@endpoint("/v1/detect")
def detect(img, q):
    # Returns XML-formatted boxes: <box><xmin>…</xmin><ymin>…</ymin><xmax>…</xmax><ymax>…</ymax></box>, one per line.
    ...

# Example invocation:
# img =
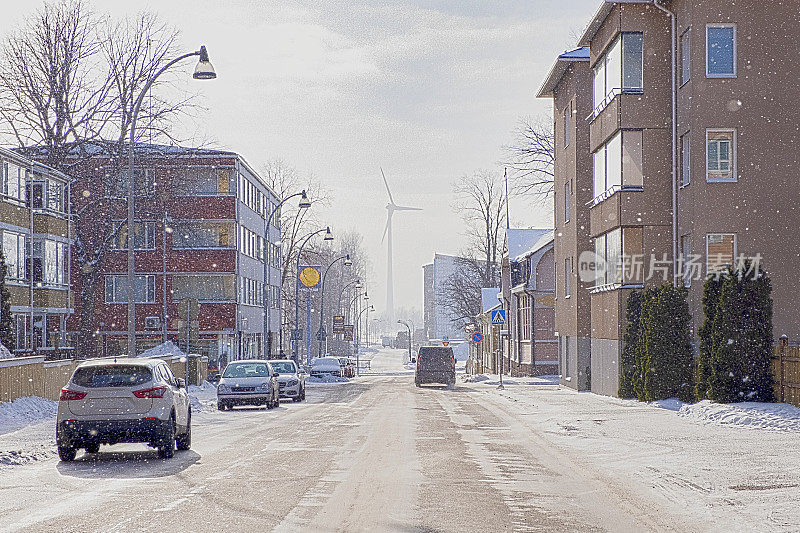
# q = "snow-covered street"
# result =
<box><xmin>2</xmin><ymin>347</ymin><xmax>800</xmax><ymax>532</ymax></box>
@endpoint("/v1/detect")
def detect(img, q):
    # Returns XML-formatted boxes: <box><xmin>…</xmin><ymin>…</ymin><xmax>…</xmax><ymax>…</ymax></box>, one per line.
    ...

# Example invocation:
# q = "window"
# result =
<box><xmin>172</xmin><ymin>274</ymin><xmax>235</xmax><ymax>302</ymax></box>
<box><xmin>592</xmin><ymin>130</ymin><xmax>643</xmax><ymax>201</ymax></box>
<box><xmin>680</xmin><ymin>132</ymin><xmax>691</xmax><ymax>186</ymax></box>
<box><xmin>593</xmin><ymin>227</ymin><xmax>643</xmax><ymax>287</ymax></box>
<box><xmin>26</xmin><ymin>180</ymin><xmax>44</xmax><ymax>209</ymax></box>
<box><xmin>518</xmin><ymin>295</ymin><xmax>531</xmax><ymax>341</ymax></box>
<box><xmin>680</xmin><ymin>28</ymin><xmax>691</xmax><ymax>85</ymax></box>
<box><xmin>105</xmin><ymin>275</ymin><xmax>156</xmax><ymax>303</ymax></box>
<box><xmin>239</xmin><ymin>226</ymin><xmax>264</xmax><ymax>260</ymax></box>
<box><xmin>113</xmin><ymin>221</ymin><xmax>156</xmax><ymax>250</ymax></box>
<box><xmin>174</xmin><ymin>168</ymin><xmax>233</xmax><ymax>196</ymax></box>
<box><xmin>593</xmin><ymin>32</ymin><xmax>643</xmax><ymax>116</ymax></box>
<box><xmin>706</xmin><ymin>24</ymin><xmax>736</xmax><ymax>77</ymax></box>
<box><xmin>706</xmin><ymin>234</ymin><xmax>736</xmax><ymax>275</ymax></box>
<box><xmin>43</xmin><ymin>240</ymin><xmax>66</xmax><ymax>285</ymax></box>
<box><xmin>2</xmin><ymin>162</ymin><xmax>26</xmax><ymax>203</ymax></box>
<box><xmin>47</xmin><ymin>180</ymin><xmax>65</xmax><ymax>213</ymax></box>
<box><xmin>2</xmin><ymin>231</ymin><xmax>26</xmax><ymax>281</ymax></box>
<box><xmin>706</xmin><ymin>129</ymin><xmax>736</xmax><ymax>181</ymax></box>
<box><xmin>680</xmin><ymin>235</ymin><xmax>692</xmax><ymax>287</ymax></box>
<box><xmin>239</xmin><ymin>277</ymin><xmax>264</xmax><ymax>307</ymax></box>
<box><xmin>172</xmin><ymin>221</ymin><xmax>234</xmax><ymax>249</ymax></box>
<box><xmin>564</xmin><ymin>258</ymin><xmax>572</xmax><ymax>298</ymax></box>
<box><xmin>563</xmin><ymin>106</ymin><xmax>570</xmax><ymax>147</ymax></box>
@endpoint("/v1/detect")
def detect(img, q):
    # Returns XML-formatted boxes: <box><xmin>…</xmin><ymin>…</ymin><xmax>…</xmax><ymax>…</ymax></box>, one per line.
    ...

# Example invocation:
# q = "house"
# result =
<box><xmin>0</xmin><ymin>147</ymin><xmax>73</xmax><ymax>355</ymax></box>
<box><xmin>539</xmin><ymin>0</ymin><xmax>800</xmax><ymax>395</ymax></box>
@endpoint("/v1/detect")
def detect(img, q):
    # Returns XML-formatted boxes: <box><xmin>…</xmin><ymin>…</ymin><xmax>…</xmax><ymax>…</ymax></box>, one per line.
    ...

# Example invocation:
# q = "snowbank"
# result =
<box><xmin>0</xmin><ymin>343</ymin><xmax>14</xmax><ymax>360</ymax></box>
<box><xmin>137</xmin><ymin>341</ymin><xmax>186</xmax><ymax>358</ymax></box>
<box><xmin>188</xmin><ymin>381</ymin><xmax>218</xmax><ymax>412</ymax></box>
<box><xmin>0</xmin><ymin>396</ymin><xmax>57</xmax><ymax>436</ymax></box>
<box><xmin>464</xmin><ymin>374</ymin><xmax>490</xmax><ymax>383</ymax></box>
<box><xmin>672</xmin><ymin>400</ymin><xmax>800</xmax><ymax>432</ymax></box>
<box><xmin>306</xmin><ymin>375</ymin><xmax>349</xmax><ymax>384</ymax></box>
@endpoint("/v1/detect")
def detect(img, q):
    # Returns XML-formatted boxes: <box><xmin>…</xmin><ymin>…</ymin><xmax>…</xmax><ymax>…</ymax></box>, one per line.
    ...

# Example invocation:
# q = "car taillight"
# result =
<box><xmin>133</xmin><ymin>386</ymin><xmax>167</xmax><ymax>399</ymax></box>
<box><xmin>60</xmin><ymin>389</ymin><xmax>87</xmax><ymax>401</ymax></box>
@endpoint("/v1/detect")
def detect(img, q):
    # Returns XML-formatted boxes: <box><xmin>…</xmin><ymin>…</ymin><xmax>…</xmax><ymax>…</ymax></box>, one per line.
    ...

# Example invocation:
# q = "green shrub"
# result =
<box><xmin>619</xmin><ymin>290</ymin><xmax>641</xmax><ymax>399</ymax></box>
<box><xmin>696</xmin><ymin>276</ymin><xmax>723</xmax><ymax>400</ymax></box>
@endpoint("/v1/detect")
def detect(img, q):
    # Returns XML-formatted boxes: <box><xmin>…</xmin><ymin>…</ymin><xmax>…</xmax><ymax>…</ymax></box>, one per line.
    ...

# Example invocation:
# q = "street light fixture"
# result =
<box><xmin>263</xmin><ymin>190</ymin><xmax>311</xmax><ymax>358</ymax></box>
<box><xmin>127</xmin><ymin>45</ymin><xmax>216</xmax><ymax>357</ymax></box>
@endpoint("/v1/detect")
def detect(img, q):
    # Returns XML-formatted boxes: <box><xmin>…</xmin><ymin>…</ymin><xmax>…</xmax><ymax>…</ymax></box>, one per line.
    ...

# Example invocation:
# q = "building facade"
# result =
<box><xmin>65</xmin><ymin>144</ymin><xmax>281</xmax><ymax>362</ymax></box>
<box><xmin>0</xmin><ymin>147</ymin><xmax>73</xmax><ymax>356</ymax></box>
<box><xmin>540</xmin><ymin>0</ymin><xmax>800</xmax><ymax>396</ymax></box>
<box><xmin>422</xmin><ymin>254</ymin><xmax>469</xmax><ymax>342</ymax></box>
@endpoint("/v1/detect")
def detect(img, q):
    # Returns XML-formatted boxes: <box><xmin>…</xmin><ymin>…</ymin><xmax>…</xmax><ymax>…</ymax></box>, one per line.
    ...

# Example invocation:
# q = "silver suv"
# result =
<box><xmin>268</xmin><ymin>359</ymin><xmax>306</xmax><ymax>402</ymax></box>
<box><xmin>56</xmin><ymin>358</ymin><xmax>191</xmax><ymax>461</ymax></box>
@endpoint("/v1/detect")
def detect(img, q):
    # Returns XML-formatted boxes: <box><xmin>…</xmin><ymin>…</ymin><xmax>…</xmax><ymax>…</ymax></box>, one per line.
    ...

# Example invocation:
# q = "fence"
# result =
<box><xmin>0</xmin><ymin>355</ymin><xmax>207</xmax><ymax>405</ymax></box>
<box><xmin>771</xmin><ymin>341</ymin><xmax>800</xmax><ymax>408</ymax></box>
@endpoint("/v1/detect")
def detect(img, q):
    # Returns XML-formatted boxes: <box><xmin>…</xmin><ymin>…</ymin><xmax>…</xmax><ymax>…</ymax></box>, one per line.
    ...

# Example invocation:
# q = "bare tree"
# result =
<box><xmin>503</xmin><ymin>116</ymin><xmax>555</xmax><ymax>198</ymax></box>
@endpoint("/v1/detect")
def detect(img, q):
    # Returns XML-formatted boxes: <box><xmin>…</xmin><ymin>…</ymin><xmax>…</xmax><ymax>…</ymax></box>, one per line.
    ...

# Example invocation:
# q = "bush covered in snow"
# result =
<box><xmin>705</xmin><ymin>262</ymin><xmax>774</xmax><ymax>403</ymax></box>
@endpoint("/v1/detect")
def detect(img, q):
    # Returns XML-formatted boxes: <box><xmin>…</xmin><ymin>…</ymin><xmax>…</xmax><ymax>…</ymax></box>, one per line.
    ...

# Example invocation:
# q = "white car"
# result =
<box><xmin>310</xmin><ymin>356</ymin><xmax>343</xmax><ymax>378</ymax></box>
<box><xmin>56</xmin><ymin>358</ymin><xmax>191</xmax><ymax>461</ymax></box>
<box><xmin>268</xmin><ymin>359</ymin><xmax>306</xmax><ymax>402</ymax></box>
<box><xmin>216</xmin><ymin>360</ymin><xmax>280</xmax><ymax>410</ymax></box>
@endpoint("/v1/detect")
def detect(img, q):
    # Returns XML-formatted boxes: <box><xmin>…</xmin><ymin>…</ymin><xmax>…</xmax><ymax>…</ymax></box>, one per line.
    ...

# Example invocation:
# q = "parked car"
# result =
<box><xmin>217</xmin><ymin>360</ymin><xmax>280</xmax><ymax>410</ymax></box>
<box><xmin>269</xmin><ymin>359</ymin><xmax>306</xmax><ymax>402</ymax></box>
<box><xmin>56</xmin><ymin>358</ymin><xmax>191</xmax><ymax>461</ymax></box>
<box><xmin>310</xmin><ymin>356</ymin><xmax>343</xmax><ymax>378</ymax></box>
<box><xmin>337</xmin><ymin>357</ymin><xmax>355</xmax><ymax>378</ymax></box>
<box><xmin>415</xmin><ymin>346</ymin><xmax>455</xmax><ymax>388</ymax></box>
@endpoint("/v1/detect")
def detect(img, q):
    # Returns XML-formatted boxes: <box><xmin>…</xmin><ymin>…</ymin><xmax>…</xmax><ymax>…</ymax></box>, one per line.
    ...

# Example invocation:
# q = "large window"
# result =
<box><xmin>105</xmin><ymin>275</ymin><xmax>156</xmax><ymax>303</ymax></box>
<box><xmin>239</xmin><ymin>277</ymin><xmax>264</xmax><ymax>307</ymax></box>
<box><xmin>706</xmin><ymin>234</ymin><xmax>736</xmax><ymax>275</ymax></box>
<box><xmin>518</xmin><ymin>294</ymin><xmax>531</xmax><ymax>341</ymax></box>
<box><xmin>239</xmin><ymin>225</ymin><xmax>263</xmax><ymax>260</ymax></box>
<box><xmin>172</xmin><ymin>221</ymin><xmax>234</xmax><ymax>249</ymax></box>
<box><xmin>592</xmin><ymin>130</ymin><xmax>643</xmax><ymax>202</ymax></box>
<box><xmin>2</xmin><ymin>231</ymin><xmax>26</xmax><ymax>281</ymax></box>
<box><xmin>2</xmin><ymin>162</ymin><xmax>26</xmax><ymax>203</ymax></box>
<box><xmin>29</xmin><ymin>240</ymin><xmax>67</xmax><ymax>286</ymax></box>
<box><xmin>680</xmin><ymin>28</ymin><xmax>691</xmax><ymax>85</ymax></box>
<box><xmin>706</xmin><ymin>129</ymin><xmax>736</xmax><ymax>181</ymax></box>
<box><xmin>172</xmin><ymin>274</ymin><xmax>235</xmax><ymax>302</ymax></box>
<box><xmin>593</xmin><ymin>32</ymin><xmax>643</xmax><ymax>116</ymax></box>
<box><xmin>680</xmin><ymin>132</ymin><xmax>691</xmax><ymax>186</ymax></box>
<box><xmin>174</xmin><ymin>168</ymin><xmax>233</xmax><ymax>196</ymax></box>
<box><xmin>593</xmin><ymin>227</ymin><xmax>643</xmax><ymax>288</ymax></box>
<box><xmin>113</xmin><ymin>221</ymin><xmax>156</xmax><ymax>250</ymax></box>
<box><xmin>706</xmin><ymin>24</ymin><xmax>736</xmax><ymax>78</ymax></box>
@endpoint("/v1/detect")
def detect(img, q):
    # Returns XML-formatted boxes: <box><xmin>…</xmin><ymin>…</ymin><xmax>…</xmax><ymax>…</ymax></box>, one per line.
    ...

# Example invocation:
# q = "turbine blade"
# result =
<box><xmin>393</xmin><ymin>205</ymin><xmax>422</xmax><ymax>211</ymax></box>
<box><xmin>381</xmin><ymin>214</ymin><xmax>390</xmax><ymax>243</ymax></box>
<box><xmin>380</xmin><ymin>167</ymin><xmax>396</xmax><ymax>205</ymax></box>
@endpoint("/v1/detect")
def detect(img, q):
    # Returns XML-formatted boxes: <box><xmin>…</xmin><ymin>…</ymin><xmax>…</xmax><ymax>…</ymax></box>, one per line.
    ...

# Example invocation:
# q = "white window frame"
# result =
<box><xmin>564</xmin><ymin>181</ymin><xmax>570</xmax><ymax>223</ymax></box>
<box><xmin>705</xmin><ymin>129</ymin><xmax>737</xmax><ymax>182</ymax></box>
<box><xmin>706</xmin><ymin>24</ymin><xmax>737</xmax><ymax>78</ymax></box>
<box><xmin>705</xmin><ymin>233</ymin><xmax>737</xmax><ymax>275</ymax></box>
<box><xmin>564</xmin><ymin>257</ymin><xmax>571</xmax><ymax>298</ymax></box>
<box><xmin>564</xmin><ymin>106</ymin><xmax>570</xmax><ymax>147</ymax></box>
<box><xmin>680</xmin><ymin>27</ymin><xmax>691</xmax><ymax>86</ymax></box>
<box><xmin>105</xmin><ymin>274</ymin><xmax>156</xmax><ymax>304</ymax></box>
<box><xmin>680</xmin><ymin>131</ymin><xmax>691</xmax><ymax>187</ymax></box>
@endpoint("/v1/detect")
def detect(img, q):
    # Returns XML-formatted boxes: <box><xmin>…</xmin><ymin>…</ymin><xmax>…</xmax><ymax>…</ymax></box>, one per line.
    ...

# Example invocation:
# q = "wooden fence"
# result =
<box><xmin>771</xmin><ymin>343</ymin><xmax>800</xmax><ymax>408</ymax></box>
<box><xmin>0</xmin><ymin>355</ymin><xmax>207</xmax><ymax>404</ymax></box>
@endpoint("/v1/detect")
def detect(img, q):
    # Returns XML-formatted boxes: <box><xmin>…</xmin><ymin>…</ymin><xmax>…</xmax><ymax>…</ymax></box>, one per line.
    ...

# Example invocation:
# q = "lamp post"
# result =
<box><xmin>337</xmin><ymin>278</ymin><xmax>361</xmax><ymax>315</ymax></box>
<box><xmin>126</xmin><ymin>46</ymin><xmax>216</xmax><ymax>357</ymax></box>
<box><xmin>398</xmin><ymin>319</ymin><xmax>411</xmax><ymax>364</ymax></box>
<box><xmin>356</xmin><ymin>304</ymin><xmax>374</xmax><ymax>374</ymax></box>
<box><xmin>263</xmin><ymin>191</ymin><xmax>310</xmax><ymax>358</ymax></box>
<box><xmin>318</xmin><ymin>254</ymin><xmax>352</xmax><ymax>357</ymax></box>
<box><xmin>294</xmin><ymin>227</ymin><xmax>333</xmax><ymax>364</ymax></box>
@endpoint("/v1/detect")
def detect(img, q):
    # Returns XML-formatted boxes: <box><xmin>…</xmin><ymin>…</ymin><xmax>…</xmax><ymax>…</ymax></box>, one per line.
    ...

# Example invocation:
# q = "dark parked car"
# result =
<box><xmin>414</xmin><ymin>346</ymin><xmax>455</xmax><ymax>388</ymax></box>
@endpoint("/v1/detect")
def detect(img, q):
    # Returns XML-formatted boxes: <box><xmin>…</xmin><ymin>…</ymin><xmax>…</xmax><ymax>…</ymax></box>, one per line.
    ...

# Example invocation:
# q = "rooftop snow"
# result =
<box><xmin>507</xmin><ymin>228</ymin><xmax>554</xmax><ymax>262</ymax></box>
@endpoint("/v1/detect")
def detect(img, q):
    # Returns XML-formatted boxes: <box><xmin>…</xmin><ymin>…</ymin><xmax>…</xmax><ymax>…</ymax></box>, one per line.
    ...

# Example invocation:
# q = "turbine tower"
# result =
<box><xmin>381</xmin><ymin>168</ymin><xmax>421</xmax><ymax>327</ymax></box>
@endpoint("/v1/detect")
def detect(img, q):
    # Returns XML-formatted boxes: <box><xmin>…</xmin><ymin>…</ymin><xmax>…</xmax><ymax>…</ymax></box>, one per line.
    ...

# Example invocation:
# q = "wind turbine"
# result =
<box><xmin>381</xmin><ymin>168</ymin><xmax>421</xmax><ymax>327</ymax></box>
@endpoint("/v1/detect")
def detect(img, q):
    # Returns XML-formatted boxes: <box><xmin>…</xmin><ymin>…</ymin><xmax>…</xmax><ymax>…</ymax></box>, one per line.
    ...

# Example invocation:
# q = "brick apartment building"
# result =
<box><xmin>63</xmin><ymin>143</ymin><xmax>281</xmax><ymax>362</ymax></box>
<box><xmin>0</xmin><ymin>147</ymin><xmax>73</xmax><ymax>355</ymax></box>
<box><xmin>539</xmin><ymin>0</ymin><xmax>800</xmax><ymax>395</ymax></box>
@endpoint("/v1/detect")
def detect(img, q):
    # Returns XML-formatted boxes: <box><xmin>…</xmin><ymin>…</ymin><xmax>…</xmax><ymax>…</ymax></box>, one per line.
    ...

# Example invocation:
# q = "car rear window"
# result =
<box><xmin>72</xmin><ymin>365</ymin><xmax>153</xmax><ymax>388</ymax></box>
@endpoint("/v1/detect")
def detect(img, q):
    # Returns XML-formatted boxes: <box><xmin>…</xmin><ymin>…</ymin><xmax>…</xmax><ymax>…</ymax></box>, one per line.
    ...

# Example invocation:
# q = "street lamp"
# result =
<box><xmin>337</xmin><ymin>278</ymin><xmax>361</xmax><ymax>314</ymax></box>
<box><xmin>127</xmin><ymin>46</ymin><xmax>216</xmax><ymax>357</ymax></box>
<box><xmin>263</xmin><ymin>190</ymin><xmax>311</xmax><ymax>358</ymax></box>
<box><xmin>398</xmin><ymin>320</ymin><xmax>412</xmax><ymax>364</ymax></box>
<box><xmin>317</xmin><ymin>254</ymin><xmax>351</xmax><ymax>357</ymax></box>
<box><xmin>355</xmin><ymin>304</ymin><xmax>374</xmax><ymax>375</ymax></box>
<box><xmin>294</xmin><ymin>227</ymin><xmax>333</xmax><ymax>364</ymax></box>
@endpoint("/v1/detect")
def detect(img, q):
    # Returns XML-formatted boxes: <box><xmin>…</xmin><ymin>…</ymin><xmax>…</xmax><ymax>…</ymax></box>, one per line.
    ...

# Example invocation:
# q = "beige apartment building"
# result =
<box><xmin>540</xmin><ymin>1</ymin><xmax>800</xmax><ymax>395</ymax></box>
<box><xmin>0</xmin><ymin>147</ymin><xmax>73</xmax><ymax>355</ymax></box>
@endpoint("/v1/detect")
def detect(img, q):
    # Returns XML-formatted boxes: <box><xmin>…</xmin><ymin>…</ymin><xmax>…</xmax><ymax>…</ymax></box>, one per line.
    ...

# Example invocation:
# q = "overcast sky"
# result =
<box><xmin>1</xmin><ymin>0</ymin><xmax>599</xmax><ymax>316</ymax></box>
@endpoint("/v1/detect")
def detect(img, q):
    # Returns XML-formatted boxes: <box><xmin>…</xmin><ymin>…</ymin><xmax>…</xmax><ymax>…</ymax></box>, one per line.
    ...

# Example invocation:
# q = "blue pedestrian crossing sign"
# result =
<box><xmin>490</xmin><ymin>309</ymin><xmax>506</xmax><ymax>326</ymax></box>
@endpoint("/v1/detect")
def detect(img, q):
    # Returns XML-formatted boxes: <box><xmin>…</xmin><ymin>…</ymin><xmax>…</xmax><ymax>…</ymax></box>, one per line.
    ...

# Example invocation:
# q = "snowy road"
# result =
<box><xmin>2</xmin><ymin>348</ymin><xmax>800</xmax><ymax>532</ymax></box>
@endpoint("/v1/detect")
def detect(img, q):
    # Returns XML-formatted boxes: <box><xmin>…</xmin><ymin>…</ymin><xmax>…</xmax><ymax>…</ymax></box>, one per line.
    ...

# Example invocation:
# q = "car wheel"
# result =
<box><xmin>301</xmin><ymin>387</ymin><xmax>306</xmax><ymax>401</ymax></box>
<box><xmin>176</xmin><ymin>412</ymin><xmax>191</xmax><ymax>451</ymax></box>
<box><xmin>265</xmin><ymin>397</ymin><xmax>273</xmax><ymax>409</ymax></box>
<box><xmin>415</xmin><ymin>380</ymin><xmax>421</xmax><ymax>388</ymax></box>
<box><xmin>85</xmin><ymin>443</ymin><xmax>100</xmax><ymax>454</ymax></box>
<box><xmin>58</xmin><ymin>443</ymin><xmax>77</xmax><ymax>462</ymax></box>
<box><xmin>158</xmin><ymin>416</ymin><xmax>176</xmax><ymax>459</ymax></box>
<box><xmin>275</xmin><ymin>394</ymin><xmax>280</xmax><ymax>407</ymax></box>
<box><xmin>217</xmin><ymin>402</ymin><xmax>226</xmax><ymax>411</ymax></box>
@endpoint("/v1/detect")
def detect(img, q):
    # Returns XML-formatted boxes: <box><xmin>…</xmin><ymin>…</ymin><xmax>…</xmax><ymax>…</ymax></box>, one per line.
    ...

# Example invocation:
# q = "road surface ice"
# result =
<box><xmin>1</xmin><ymin>348</ymin><xmax>800</xmax><ymax>532</ymax></box>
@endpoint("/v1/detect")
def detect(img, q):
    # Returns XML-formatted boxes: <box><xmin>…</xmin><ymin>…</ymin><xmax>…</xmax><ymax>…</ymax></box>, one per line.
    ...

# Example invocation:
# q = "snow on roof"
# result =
<box><xmin>481</xmin><ymin>288</ymin><xmax>501</xmax><ymax>313</ymax></box>
<box><xmin>137</xmin><ymin>341</ymin><xmax>186</xmax><ymax>359</ymax></box>
<box><xmin>0</xmin><ymin>343</ymin><xmax>13</xmax><ymax>360</ymax></box>
<box><xmin>536</xmin><ymin>46</ymin><xmax>590</xmax><ymax>98</ymax></box>
<box><xmin>507</xmin><ymin>228</ymin><xmax>554</xmax><ymax>262</ymax></box>
<box><xmin>17</xmin><ymin>141</ymin><xmax>237</xmax><ymax>159</ymax></box>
